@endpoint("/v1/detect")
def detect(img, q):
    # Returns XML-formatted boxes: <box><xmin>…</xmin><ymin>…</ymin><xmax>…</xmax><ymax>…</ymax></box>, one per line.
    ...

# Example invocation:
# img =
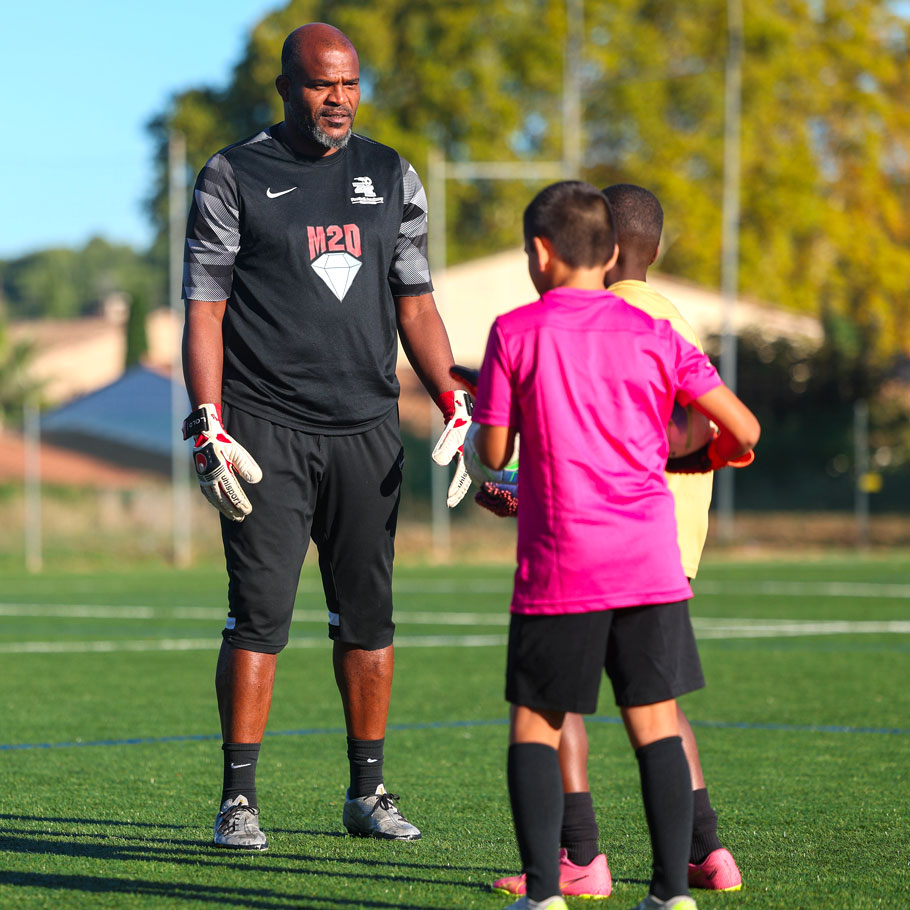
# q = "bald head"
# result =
<box><xmin>275</xmin><ymin>23</ymin><xmax>361</xmax><ymax>155</ymax></box>
<box><xmin>281</xmin><ymin>23</ymin><xmax>358</xmax><ymax>81</ymax></box>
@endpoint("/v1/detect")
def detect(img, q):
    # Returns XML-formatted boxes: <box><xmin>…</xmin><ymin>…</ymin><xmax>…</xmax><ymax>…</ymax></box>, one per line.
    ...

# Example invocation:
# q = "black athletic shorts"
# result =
<box><xmin>505</xmin><ymin>601</ymin><xmax>704</xmax><ymax>713</ymax></box>
<box><xmin>219</xmin><ymin>403</ymin><xmax>403</xmax><ymax>654</ymax></box>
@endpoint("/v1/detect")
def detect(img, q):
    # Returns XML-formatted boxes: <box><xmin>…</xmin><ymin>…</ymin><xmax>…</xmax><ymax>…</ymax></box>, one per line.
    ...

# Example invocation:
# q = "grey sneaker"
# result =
<box><xmin>213</xmin><ymin>795</ymin><xmax>268</xmax><ymax>850</ymax></box>
<box><xmin>631</xmin><ymin>896</ymin><xmax>697</xmax><ymax>910</ymax></box>
<box><xmin>505</xmin><ymin>897</ymin><xmax>569</xmax><ymax>910</ymax></box>
<box><xmin>342</xmin><ymin>784</ymin><xmax>421</xmax><ymax>840</ymax></box>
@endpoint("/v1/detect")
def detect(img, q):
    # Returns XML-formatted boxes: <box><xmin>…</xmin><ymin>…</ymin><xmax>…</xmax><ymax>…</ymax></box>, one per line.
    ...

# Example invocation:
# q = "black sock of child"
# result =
<box><xmin>561</xmin><ymin>791</ymin><xmax>600</xmax><ymax>866</ymax></box>
<box><xmin>636</xmin><ymin>736</ymin><xmax>693</xmax><ymax>900</ymax></box>
<box><xmin>690</xmin><ymin>786</ymin><xmax>723</xmax><ymax>863</ymax></box>
<box><xmin>222</xmin><ymin>742</ymin><xmax>261</xmax><ymax>809</ymax></box>
<box><xmin>508</xmin><ymin>742</ymin><xmax>563</xmax><ymax>901</ymax></box>
<box><xmin>347</xmin><ymin>737</ymin><xmax>384</xmax><ymax>797</ymax></box>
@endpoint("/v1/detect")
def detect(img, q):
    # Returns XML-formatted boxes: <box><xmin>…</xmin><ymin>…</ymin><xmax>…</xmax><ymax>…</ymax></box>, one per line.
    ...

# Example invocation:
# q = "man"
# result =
<box><xmin>181</xmin><ymin>22</ymin><xmax>468</xmax><ymax>850</ymax></box>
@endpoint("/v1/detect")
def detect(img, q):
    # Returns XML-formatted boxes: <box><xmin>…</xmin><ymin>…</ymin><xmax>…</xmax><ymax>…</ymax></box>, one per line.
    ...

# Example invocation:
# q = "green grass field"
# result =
<box><xmin>2</xmin><ymin>554</ymin><xmax>909</xmax><ymax>908</ymax></box>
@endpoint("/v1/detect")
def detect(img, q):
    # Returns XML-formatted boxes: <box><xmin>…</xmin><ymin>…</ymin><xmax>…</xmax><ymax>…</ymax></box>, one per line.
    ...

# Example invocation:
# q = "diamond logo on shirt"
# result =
<box><xmin>311</xmin><ymin>252</ymin><xmax>362</xmax><ymax>300</ymax></box>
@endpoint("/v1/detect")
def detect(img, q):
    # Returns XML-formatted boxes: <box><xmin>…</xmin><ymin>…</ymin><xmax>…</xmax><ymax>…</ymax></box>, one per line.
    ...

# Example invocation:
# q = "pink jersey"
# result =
<box><xmin>472</xmin><ymin>287</ymin><xmax>722</xmax><ymax>615</ymax></box>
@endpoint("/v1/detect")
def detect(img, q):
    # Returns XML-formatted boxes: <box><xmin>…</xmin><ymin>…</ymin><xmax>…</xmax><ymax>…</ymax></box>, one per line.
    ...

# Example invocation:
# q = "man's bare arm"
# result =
<box><xmin>395</xmin><ymin>293</ymin><xmax>455</xmax><ymax>400</ymax></box>
<box><xmin>183</xmin><ymin>299</ymin><xmax>227</xmax><ymax>407</ymax></box>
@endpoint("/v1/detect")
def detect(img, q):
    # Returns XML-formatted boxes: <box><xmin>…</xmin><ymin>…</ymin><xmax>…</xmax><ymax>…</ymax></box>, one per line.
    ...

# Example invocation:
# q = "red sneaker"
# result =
<box><xmin>688</xmin><ymin>847</ymin><xmax>742</xmax><ymax>891</ymax></box>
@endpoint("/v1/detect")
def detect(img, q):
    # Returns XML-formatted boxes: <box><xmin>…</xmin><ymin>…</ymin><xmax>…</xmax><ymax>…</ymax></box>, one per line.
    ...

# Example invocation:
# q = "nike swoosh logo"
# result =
<box><xmin>266</xmin><ymin>187</ymin><xmax>297</xmax><ymax>198</ymax></box>
<box><xmin>366</xmin><ymin>758</ymin><xmax>379</xmax><ymax>763</ymax></box>
<box><xmin>230</xmin><ymin>762</ymin><xmax>252</xmax><ymax>769</ymax></box>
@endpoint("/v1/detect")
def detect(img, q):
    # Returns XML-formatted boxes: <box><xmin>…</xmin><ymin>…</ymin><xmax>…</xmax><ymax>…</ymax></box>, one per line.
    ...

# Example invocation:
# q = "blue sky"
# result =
<box><xmin>0</xmin><ymin>0</ymin><xmax>282</xmax><ymax>259</ymax></box>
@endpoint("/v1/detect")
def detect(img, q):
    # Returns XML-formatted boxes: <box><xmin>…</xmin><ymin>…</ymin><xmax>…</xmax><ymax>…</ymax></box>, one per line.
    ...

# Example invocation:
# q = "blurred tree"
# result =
<box><xmin>146</xmin><ymin>0</ymin><xmax>571</xmax><ymax>266</ymax></box>
<box><xmin>146</xmin><ymin>0</ymin><xmax>910</xmax><ymax>369</ymax></box>
<box><xmin>582</xmin><ymin>0</ymin><xmax>910</xmax><ymax>368</ymax></box>
<box><xmin>0</xmin><ymin>237</ymin><xmax>162</xmax><ymax>321</ymax></box>
<box><xmin>0</xmin><ymin>316</ymin><xmax>41</xmax><ymax>429</ymax></box>
<box><xmin>124</xmin><ymin>289</ymin><xmax>149</xmax><ymax>369</ymax></box>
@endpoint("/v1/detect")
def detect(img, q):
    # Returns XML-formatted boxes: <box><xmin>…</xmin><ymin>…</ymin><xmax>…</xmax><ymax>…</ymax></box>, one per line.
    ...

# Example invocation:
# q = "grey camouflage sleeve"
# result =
<box><xmin>391</xmin><ymin>156</ymin><xmax>434</xmax><ymax>297</ymax></box>
<box><xmin>183</xmin><ymin>153</ymin><xmax>240</xmax><ymax>302</ymax></box>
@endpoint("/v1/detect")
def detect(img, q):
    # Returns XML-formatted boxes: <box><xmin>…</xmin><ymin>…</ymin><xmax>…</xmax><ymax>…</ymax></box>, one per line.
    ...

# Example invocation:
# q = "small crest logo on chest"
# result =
<box><xmin>350</xmin><ymin>176</ymin><xmax>384</xmax><ymax>205</ymax></box>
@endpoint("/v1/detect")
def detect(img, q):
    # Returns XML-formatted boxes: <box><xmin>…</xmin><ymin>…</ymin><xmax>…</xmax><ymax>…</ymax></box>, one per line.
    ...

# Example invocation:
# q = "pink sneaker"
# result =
<box><xmin>492</xmin><ymin>848</ymin><xmax>612</xmax><ymax>899</ymax></box>
<box><xmin>688</xmin><ymin>847</ymin><xmax>742</xmax><ymax>891</ymax></box>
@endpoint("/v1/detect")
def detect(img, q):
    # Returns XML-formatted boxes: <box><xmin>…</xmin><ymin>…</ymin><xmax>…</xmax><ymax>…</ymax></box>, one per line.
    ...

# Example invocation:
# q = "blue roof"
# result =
<box><xmin>41</xmin><ymin>366</ymin><xmax>189</xmax><ymax>473</ymax></box>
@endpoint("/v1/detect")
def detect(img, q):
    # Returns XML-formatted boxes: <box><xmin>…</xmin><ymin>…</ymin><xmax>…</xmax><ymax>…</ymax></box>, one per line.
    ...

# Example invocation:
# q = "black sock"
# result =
<box><xmin>561</xmin><ymin>791</ymin><xmax>600</xmax><ymax>866</ymax></box>
<box><xmin>636</xmin><ymin>736</ymin><xmax>693</xmax><ymax>901</ymax></box>
<box><xmin>222</xmin><ymin>742</ymin><xmax>260</xmax><ymax>809</ymax></box>
<box><xmin>347</xmin><ymin>737</ymin><xmax>384</xmax><ymax>797</ymax></box>
<box><xmin>508</xmin><ymin>743</ymin><xmax>563</xmax><ymax>902</ymax></box>
<box><xmin>690</xmin><ymin>786</ymin><xmax>723</xmax><ymax>864</ymax></box>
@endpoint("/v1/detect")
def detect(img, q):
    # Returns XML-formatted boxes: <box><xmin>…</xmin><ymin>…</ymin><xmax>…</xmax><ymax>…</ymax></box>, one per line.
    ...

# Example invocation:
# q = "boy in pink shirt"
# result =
<box><xmin>471</xmin><ymin>181</ymin><xmax>759</xmax><ymax>910</ymax></box>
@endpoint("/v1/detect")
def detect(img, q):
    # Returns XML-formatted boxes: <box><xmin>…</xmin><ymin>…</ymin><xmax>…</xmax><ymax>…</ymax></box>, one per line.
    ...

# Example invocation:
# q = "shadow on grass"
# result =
<box><xmin>0</xmin><ymin>812</ymin><xmax>194</xmax><ymax>829</ymax></box>
<box><xmin>0</xmin><ymin>871</ymin><xmax>448</xmax><ymax>909</ymax></box>
<box><xmin>0</xmin><ymin>831</ymin><xmax>496</xmax><ymax>888</ymax></box>
<box><xmin>1</xmin><ymin>815</ymin><xmax>505</xmax><ymax>876</ymax></box>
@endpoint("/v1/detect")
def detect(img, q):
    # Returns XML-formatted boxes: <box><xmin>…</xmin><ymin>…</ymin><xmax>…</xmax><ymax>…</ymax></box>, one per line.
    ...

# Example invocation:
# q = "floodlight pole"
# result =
<box><xmin>169</xmin><ymin>131</ymin><xmax>192</xmax><ymax>567</ymax></box>
<box><xmin>563</xmin><ymin>0</ymin><xmax>584</xmax><ymax>179</ymax></box>
<box><xmin>854</xmin><ymin>399</ymin><xmax>869</xmax><ymax>548</ymax></box>
<box><xmin>24</xmin><ymin>398</ymin><xmax>42</xmax><ymax>573</ymax></box>
<box><xmin>717</xmin><ymin>0</ymin><xmax>743</xmax><ymax>543</ymax></box>
<box><xmin>425</xmin><ymin>0</ymin><xmax>584</xmax><ymax>561</ymax></box>
<box><xmin>427</xmin><ymin>159</ymin><xmax>566</xmax><ymax>562</ymax></box>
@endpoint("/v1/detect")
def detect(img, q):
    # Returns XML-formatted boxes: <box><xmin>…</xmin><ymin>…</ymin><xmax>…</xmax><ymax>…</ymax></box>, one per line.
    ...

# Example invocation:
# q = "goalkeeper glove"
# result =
<box><xmin>666</xmin><ymin>433</ymin><xmax>755</xmax><ymax>474</ymax></box>
<box><xmin>431</xmin><ymin>389</ymin><xmax>474</xmax><ymax>508</ymax></box>
<box><xmin>449</xmin><ymin>364</ymin><xmax>479</xmax><ymax>397</ymax></box>
<box><xmin>182</xmin><ymin>403</ymin><xmax>262</xmax><ymax>521</ymax></box>
<box><xmin>474</xmin><ymin>481</ymin><xmax>518</xmax><ymax>517</ymax></box>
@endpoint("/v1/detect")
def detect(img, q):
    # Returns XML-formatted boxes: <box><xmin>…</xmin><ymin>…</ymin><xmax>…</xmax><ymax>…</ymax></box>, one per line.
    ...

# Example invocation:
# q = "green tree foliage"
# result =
<box><xmin>124</xmin><ymin>289</ymin><xmax>149</xmax><ymax>369</ymax></box>
<box><xmin>146</xmin><ymin>0</ymin><xmax>571</xmax><ymax>266</ymax></box>
<box><xmin>0</xmin><ymin>317</ymin><xmax>41</xmax><ymax>428</ymax></box>
<box><xmin>583</xmin><ymin>0</ymin><xmax>910</xmax><ymax>367</ymax></box>
<box><xmin>0</xmin><ymin>237</ymin><xmax>162</xmax><ymax>321</ymax></box>
<box><xmin>146</xmin><ymin>0</ymin><xmax>910</xmax><ymax>367</ymax></box>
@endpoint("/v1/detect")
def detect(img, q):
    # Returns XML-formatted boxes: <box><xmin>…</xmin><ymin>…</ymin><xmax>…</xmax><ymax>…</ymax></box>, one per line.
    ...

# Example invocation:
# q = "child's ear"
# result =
<box><xmin>532</xmin><ymin>235</ymin><xmax>553</xmax><ymax>271</ymax></box>
<box><xmin>605</xmin><ymin>242</ymin><xmax>619</xmax><ymax>273</ymax></box>
<box><xmin>650</xmin><ymin>243</ymin><xmax>660</xmax><ymax>266</ymax></box>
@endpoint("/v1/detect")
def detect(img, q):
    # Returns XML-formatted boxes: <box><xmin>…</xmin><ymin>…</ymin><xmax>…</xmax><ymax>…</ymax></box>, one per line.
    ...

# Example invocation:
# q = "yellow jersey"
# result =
<box><xmin>608</xmin><ymin>279</ymin><xmax>713</xmax><ymax>579</ymax></box>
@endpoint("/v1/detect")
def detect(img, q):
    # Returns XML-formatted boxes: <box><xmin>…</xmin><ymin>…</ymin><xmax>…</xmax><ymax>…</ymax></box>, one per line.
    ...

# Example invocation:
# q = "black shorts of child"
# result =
<box><xmin>505</xmin><ymin>601</ymin><xmax>705</xmax><ymax>713</ymax></box>
<box><xmin>218</xmin><ymin>403</ymin><xmax>404</xmax><ymax>654</ymax></box>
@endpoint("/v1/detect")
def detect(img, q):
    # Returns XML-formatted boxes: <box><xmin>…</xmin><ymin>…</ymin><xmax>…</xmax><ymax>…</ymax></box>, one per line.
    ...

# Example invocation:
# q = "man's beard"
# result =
<box><xmin>289</xmin><ymin>103</ymin><xmax>352</xmax><ymax>150</ymax></box>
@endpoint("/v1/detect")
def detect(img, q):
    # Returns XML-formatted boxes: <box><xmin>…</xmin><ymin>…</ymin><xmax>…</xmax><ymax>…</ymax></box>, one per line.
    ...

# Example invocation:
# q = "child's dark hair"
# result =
<box><xmin>523</xmin><ymin>181</ymin><xmax>616</xmax><ymax>268</ymax></box>
<box><xmin>601</xmin><ymin>184</ymin><xmax>663</xmax><ymax>266</ymax></box>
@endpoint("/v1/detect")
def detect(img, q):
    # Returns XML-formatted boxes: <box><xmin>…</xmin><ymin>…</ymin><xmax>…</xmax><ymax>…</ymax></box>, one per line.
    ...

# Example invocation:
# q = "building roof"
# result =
<box><xmin>0</xmin><ymin>430</ymin><xmax>155</xmax><ymax>488</ymax></box>
<box><xmin>432</xmin><ymin>248</ymin><xmax>822</xmax><ymax>368</ymax></box>
<box><xmin>40</xmin><ymin>365</ymin><xmax>187</xmax><ymax>475</ymax></box>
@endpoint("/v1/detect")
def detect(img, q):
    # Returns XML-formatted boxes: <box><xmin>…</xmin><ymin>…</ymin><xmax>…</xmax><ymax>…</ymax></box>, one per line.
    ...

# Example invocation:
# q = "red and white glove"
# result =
<box><xmin>474</xmin><ymin>481</ymin><xmax>518</xmax><ymax>517</ymax></box>
<box><xmin>182</xmin><ymin>403</ymin><xmax>262</xmax><ymax>521</ymax></box>
<box><xmin>431</xmin><ymin>389</ymin><xmax>473</xmax><ymax>507</ymax></box>
<box><xmin>666</xmin><ymin>432</ymin><xmax>755</xmax><ymax>474</ymax></box>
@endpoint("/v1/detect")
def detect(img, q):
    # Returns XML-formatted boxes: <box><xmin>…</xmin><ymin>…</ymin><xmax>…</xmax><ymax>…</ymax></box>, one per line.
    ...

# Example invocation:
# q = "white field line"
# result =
<box><xmin>0</xmin><ymin>605</ymin><xmax>508</xmax><ymax>625</ymax></box>
<box><xmin>694</xmin><ymin>580</ymin><xmax>910</xmax><ymax>599</ymax></box>
<box><xmin>0</xmin><ymin>634</ymin><xmax>509</xmax><ymax>655</ymax></box>
<box><xmin>0</xmin><ymin>611</ymin><xmax>908</xmax><ymax>655</ymax></box>
<box><xmin>4</xmin><ymin>574</ymin><xmax>910</xmax><ymax>624</ymax></box>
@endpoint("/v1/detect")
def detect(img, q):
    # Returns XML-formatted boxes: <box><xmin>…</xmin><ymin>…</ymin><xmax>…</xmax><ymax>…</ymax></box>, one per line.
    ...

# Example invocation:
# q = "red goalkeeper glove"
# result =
<box><xmin>474</xmin><ymin>481</ymin><xmax>518</xmax><ymax>517</ymax></box>
<box><xmin>182</xmin><ymin>403</ymin><xmax>262</xmax><ymax>521</ymax></box>
<box><xmin>666</xmin><ymin>433</ymin><xmax>755</xmax><ymax>474</ymax></box>
<box><xmin>449</xmin><ymin>364</ymin><xmax>479</xmax><ymax>397</ymax></box>
<box><xmin>431</xmin><ymin>388</ymin><xmax>474</xmax><ymax>507</ymax></box>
